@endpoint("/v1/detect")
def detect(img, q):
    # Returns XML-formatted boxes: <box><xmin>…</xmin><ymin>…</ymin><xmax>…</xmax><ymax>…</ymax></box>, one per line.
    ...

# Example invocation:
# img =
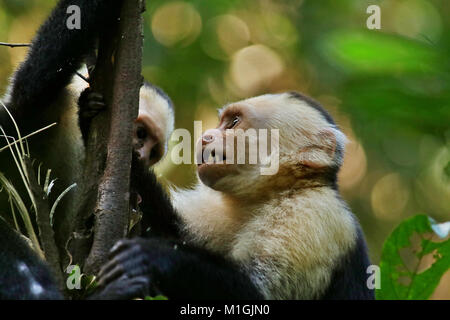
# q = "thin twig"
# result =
<box><xmin>76</xmin><ymin>72</ymin><xmax>90</xmax><ymax>84</ymax></box>
<box><xmin>0</xmin><ymin>42</ymin><xmax>30</xmax><ymax>48</ymax></box>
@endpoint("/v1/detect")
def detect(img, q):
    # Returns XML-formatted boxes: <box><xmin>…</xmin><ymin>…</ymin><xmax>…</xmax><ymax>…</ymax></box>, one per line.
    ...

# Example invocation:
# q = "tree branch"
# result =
<box><xmin>0</xmin><ymin>42</ymin><xmax>30</xmax><ymax>48</ymax></box>
<box><xmin>68</xmin><ymin>12</ymin><xmax>120</xmax><ymax>268</ymax></box>
<box><xmin>83</xmin><ymin>0</ymin><xmax>144</xmax><ymax>275</ymax></box>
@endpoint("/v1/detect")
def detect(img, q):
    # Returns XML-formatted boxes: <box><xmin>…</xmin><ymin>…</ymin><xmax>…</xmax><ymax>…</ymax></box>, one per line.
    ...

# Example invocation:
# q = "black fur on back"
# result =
<box><xmin>0</xmin><ymin>217</ymin><xmax>62</xmax><ymax>300</ymax></box>
<box><xmin>321</xmin><ymin>222</ymin><xmax>375</xmax><ymax>300</ymax></box>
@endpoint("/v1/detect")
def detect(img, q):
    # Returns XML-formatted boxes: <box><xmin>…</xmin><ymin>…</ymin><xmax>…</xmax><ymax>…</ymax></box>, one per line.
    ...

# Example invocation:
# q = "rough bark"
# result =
<box><xmin>69</xmin><ymin>11</ymin><xmax>119</xmax><ymax>268</ymax></box>
<box><xmin>83</xmin><ymin>0</ymin><xmax>144</xmax><ymax>275</ymax></box>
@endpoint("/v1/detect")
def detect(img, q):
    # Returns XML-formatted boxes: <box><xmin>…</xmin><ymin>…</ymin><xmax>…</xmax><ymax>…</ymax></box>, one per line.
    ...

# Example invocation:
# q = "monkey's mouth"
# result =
<box><xmin>198</xmin><ymin>149</ymin><xmax>227</xmax><ymax>167</ymax></box>
<box><xmin>130</xmin><ymin>191</ymin><xmax>142</xmax><ymax>211</ymax></box>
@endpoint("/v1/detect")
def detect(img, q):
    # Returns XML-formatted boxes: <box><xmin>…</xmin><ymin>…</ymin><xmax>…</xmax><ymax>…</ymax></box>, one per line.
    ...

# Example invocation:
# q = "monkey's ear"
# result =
<box><xmin>299</xmin><ymin>128</ymin><xmax>342</xmax><ymax>169</ymax></box>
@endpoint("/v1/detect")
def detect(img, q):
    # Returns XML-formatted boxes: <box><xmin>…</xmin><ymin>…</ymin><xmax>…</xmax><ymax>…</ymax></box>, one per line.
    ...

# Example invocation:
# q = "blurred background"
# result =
<box><xmin>0</xmin><ymin>0</ymin><xmax>449</xmax><ymax>298</ymax></box>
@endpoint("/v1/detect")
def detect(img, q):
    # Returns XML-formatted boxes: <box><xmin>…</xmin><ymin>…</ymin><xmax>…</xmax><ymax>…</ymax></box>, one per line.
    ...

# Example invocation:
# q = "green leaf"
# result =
<box><xmin>377</xmin><ymin>215</ymin><xmax>450</xmax><ymax>300</ymax></box>
<box><xmin>320</xmin><ymin>31</ymin><xmax>441</xmax><ymax>74</ymax></box>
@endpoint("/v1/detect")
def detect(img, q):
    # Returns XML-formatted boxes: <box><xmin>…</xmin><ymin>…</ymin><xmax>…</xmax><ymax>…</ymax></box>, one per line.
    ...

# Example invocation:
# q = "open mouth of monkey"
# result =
<box><xmin>198</xmin><ymin>149</ymin><xmax>227</xmax><ymax>168</ymax></box>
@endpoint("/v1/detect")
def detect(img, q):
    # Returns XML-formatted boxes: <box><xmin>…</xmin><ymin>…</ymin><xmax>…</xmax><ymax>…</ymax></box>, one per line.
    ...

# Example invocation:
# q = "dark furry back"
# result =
<box><xmin>4</xmin><ymin>0</ymin><xmax>119</xmax><ymax>133</ymax></box>
<box><xmin>321</xmin><ymin>224</ymin><xmax>375</xmax><ymax>300</ymax></box>
<box><xmin>0</xmin><ymin>217</ymin><xmax>62</xmax><ymax>300</ymax></box>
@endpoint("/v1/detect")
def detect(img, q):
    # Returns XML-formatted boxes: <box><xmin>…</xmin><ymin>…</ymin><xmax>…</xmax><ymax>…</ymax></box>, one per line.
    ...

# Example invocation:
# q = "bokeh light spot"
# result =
<box><xmin>371</xmin><ymin>173</ymin><xmax>409</xmax><ymax>221</ymax></box>
<box><xmin>230</xmin><ymin>44</ymin><xmax>284</xmax><ymax>96</ymax></box>
<box><xmin>392</xmin><ymin>0</ymin><xmax>442</xmax><ymax>42</ymax></box>
<box><xmin>216</xmin><ymin>15</ymin><xmax>250</xmax><ymax>56</ymax></box>
<box><xmin>151</xmin><ymin>2</ymin><xmax>202</xmax><ymax>47</ymax></box>
<box><xmin>339</xmin><ymin>140</ymin><xmax>367</xmax><ymax>190</ymax></box>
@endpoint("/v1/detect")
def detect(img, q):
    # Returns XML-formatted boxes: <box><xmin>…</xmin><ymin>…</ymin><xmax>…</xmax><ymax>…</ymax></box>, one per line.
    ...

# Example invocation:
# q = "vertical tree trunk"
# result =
<box><xmin>83</xmin><ymin>0</ymin><xmax>144</xmax><ymax>275</ymax></box>
<box><xmin>71</xmin><ymin>0</ymin><xmax>144</xmax><ymax>275</ymax></box>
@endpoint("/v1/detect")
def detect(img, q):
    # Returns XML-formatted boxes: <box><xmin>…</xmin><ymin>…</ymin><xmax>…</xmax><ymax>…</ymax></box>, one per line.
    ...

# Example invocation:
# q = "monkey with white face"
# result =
<box><xmin>96</xmin><ymin>92</ymin><xmax>374</xmax><ymax>300</ymax></box>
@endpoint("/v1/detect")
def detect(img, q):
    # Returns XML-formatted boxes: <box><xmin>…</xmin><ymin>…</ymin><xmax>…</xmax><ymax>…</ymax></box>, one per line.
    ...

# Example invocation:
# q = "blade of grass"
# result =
<box><xmin>0</xmin><ymin>101</ymin><xmax>26</xmax><ymax>157</ymax></box>
<box><xmin>0</xmin><ymin>123</ymin><xmax>57</xmax><ymax>153</ymax></box>
<box><xmin>0</xmin><ymin>127</ymin><xmax>38</xmax><ymax>218</ymax></box>
<box><xmin>44</xmin><ymin>169</ymin><xmax>52</xmax><ymax>194</ymax></box>
<box><xmin>50</xmin><ymin>183</ymin><xmax>77</xmax><ymax>227</ymax></box>
<box><xmin>37</xmin><ymin>163</ymin><xmax>42</xmax><ymax>185</ymax></box>
<box><xmin>0</xmin><ymin>173</ymin><xmax>44</xmax><ymax>258</ymax></box>
<box><xmin>9</xmin><ymin>195</ymin><xmax>19</xmax><ymax>231</ymax></box>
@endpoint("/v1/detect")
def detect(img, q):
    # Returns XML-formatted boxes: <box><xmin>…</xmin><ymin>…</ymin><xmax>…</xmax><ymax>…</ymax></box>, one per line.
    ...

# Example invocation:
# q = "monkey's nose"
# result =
<box><xmin>133</xmin><ymin>123</ymin><xmax>161</xmax><ymax>167</ymax></box>
<box><xmin>202</xmin><ymin>134</ymin><xmax>214</xmax><ymax>144</ymax></box>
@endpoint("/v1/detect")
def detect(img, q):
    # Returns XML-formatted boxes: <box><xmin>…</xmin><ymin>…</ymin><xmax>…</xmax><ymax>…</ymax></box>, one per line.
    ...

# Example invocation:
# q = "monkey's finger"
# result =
<box><xmin>99</xmin><ymin>257</ymin><xmax>151</xmax><ymax>291</ymax></box>
<box><xmin>90</xmin><ymin>276</ymin><xmax>150</xmax><ymax>300</ymax></box>
<box><xmin>110</xmin><ymin>245</ymin><xmax>143</xmax><ymax>266</ymax></box>
<box><xmin>97</xmin><ymin>257</ymin><xmax>122</xmax><ymax>282</ymax></box>
<box><xmin>98</xmin><ymin>246</ymin><xmax>141</xmax><ymax>282</ymax></box>
<box><xmin>118</xmin><ymin>276</ymin><xmax>151</xmax><ymax>300</ymax></box>
<box><xmin>109</xmin><ymin>239</ymin><xmax>135</xmax><ymax>257</ymax></box>
<box><xmin>87</xmin><ymin>100</ymin><xmax>106</xmax><ymax>110</ymax></box>
<box><xmin>125</xmin><ymin>259</ymin><xmax>151</xmax><ymax>279</ymax></box>
<box><xmin>98</xmin><ymin>264</ymin><xmax>125</xmax><ymax>287</ymax></box>
<box><xmin>88</xmin><ymin>92</ymin><xmax>104</xmax><ymax>101</ymax></box>
<box><xmin>114</xmin><ymin>276</ymin><xmax>151</xmax><ymax>300</ymax></box>
<box><xmin>115</xmin><ymin>255</ymin><xmax>150</xmax><ymax>278</ymax></box>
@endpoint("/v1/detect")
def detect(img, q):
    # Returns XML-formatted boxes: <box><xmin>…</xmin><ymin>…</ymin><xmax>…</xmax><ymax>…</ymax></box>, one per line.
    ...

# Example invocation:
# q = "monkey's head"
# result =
<box><xmin>130</xmin><ymin>83</ymin><xmax>174</xmax><ymax>212</ymax></box>
<box><xmin>134</xmin><ymin>83</ymin><xmax>174</xmax><ymax>167</ymax></box>
<box><xmin>197</xmin><ymin>92</ymin><xmax>346</xmax><ymax>198</ymax></box>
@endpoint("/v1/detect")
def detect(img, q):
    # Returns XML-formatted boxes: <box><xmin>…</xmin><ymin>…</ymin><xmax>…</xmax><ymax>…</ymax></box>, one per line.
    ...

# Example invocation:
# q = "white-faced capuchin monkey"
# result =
<box><xmin>94</xmin><ymin>92</ymin><xmax>375</xmax><ymax>300</ymax></box>
<box><xmin>0</xmin><ymin>0</ymin><xmax>173</xmax><ymax>299</ymax></box>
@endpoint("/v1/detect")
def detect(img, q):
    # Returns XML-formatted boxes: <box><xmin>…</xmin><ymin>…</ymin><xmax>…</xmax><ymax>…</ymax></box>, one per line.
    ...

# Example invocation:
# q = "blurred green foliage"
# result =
<box><xmin>0</xmin><ymin>0</ymin><xmax>449</xmax><ymax>297</ymax></box>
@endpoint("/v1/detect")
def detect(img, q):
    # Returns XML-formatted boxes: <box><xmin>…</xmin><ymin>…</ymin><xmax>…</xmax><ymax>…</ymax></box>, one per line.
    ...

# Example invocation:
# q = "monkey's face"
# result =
<box><xmin>197</xmin><ymin>93</ymin><xmax>345</xmax><ymax>195</ymax></box>
<box><xmin>197</xmin><ymin>96</ymin><xmax>276</xmax><ymax>192</ymax></box>
<box><xmin>134</xmin><ymin>85</ymin><xmax>174</xmax><ymax>167</ymax></box>
<box><xmin>133</xmin><ymin>117</ymin><xmax>163</xmax><ymax>167</ymax></box>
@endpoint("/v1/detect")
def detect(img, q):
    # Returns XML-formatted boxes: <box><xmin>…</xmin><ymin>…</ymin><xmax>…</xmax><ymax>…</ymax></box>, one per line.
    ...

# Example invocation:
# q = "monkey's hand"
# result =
<box><xmin>78</xmin><ymin>88</ymin><xmax>106</xmax><ymax>145</ymax></box>
<box><xmin>95</xmin><ymin>237</ymin><xmax>263</xmax><ymax>299</ymax></box>
<box><xmin>88</xmin><ymin>275</ymin><xmax>151</xmax><ymax>300</ymax></box>
<box><xmin>95</xmin><ymin>238</ymin><xmax>173</xmax><ymax>299</ymax></box>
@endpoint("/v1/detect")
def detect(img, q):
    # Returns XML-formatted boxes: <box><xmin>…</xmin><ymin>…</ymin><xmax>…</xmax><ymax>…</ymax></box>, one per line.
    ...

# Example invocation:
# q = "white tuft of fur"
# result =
<box><xmin>139</xmin><ymin>85</ymin><xmax>174</xmax><ymax>154</ymax></box>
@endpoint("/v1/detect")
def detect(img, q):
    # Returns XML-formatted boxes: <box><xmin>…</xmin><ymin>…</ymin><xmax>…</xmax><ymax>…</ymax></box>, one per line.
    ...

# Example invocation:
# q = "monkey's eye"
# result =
<box><xmin>230</xmin><ymin>116</ymin><xmax>240</xmax><ymax>128</ymax></box>
<box><xmin>137</xmin><ymin>126</ymin><xmax>147</xmax><ymax>140</ymax></box>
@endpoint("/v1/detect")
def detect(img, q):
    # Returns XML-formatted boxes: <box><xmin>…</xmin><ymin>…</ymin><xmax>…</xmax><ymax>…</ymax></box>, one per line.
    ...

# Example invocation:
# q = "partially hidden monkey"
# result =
<box><xmin>0</xmin><ymin>0</ymin><xmax>174</xmax><ymax>299</ymax></box>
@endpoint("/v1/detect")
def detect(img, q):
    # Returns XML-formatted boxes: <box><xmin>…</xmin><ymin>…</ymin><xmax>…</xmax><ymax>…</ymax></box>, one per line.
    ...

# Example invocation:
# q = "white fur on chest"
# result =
<box><xmin>173</xmin><ymin>184</ymin><xmax>357</xmax><ymax>299</ymax></box>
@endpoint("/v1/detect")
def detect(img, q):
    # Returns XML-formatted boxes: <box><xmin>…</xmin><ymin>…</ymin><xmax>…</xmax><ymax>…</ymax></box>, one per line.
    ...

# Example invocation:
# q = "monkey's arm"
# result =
<box><xmin>94</xmin><ymin>238</ymin><xmax>264</xmax><ymax>300</ymax></box>
<box><xmin>2</xmin><ymin>0</ymin><xmax>117</xmax><ymax>132</ymax></box>
<box><xmin>130</xmin><ymin>153</ymin><xmax>183</xmax><ymax>239</ymax></box>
